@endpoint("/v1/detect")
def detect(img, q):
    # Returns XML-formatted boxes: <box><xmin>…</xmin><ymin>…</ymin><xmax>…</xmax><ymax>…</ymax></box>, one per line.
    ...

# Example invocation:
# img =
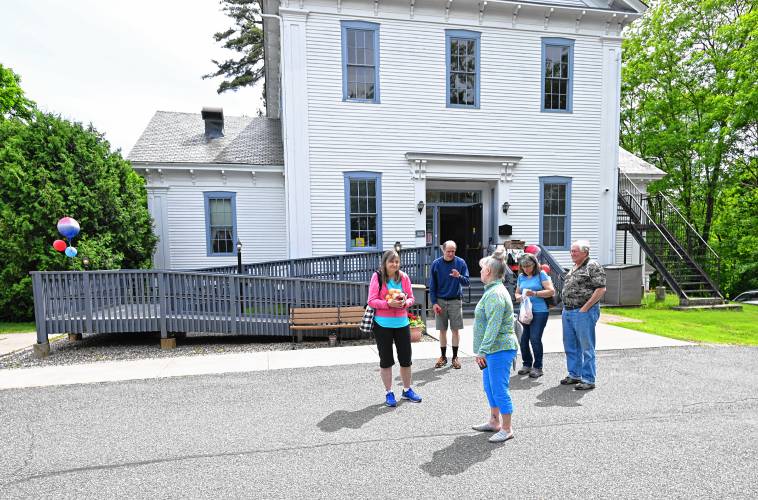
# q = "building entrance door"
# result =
<box><xmin>427</xmin><ymin>191</ymin><xmax>483</xmax><ymax>275</ymax></box>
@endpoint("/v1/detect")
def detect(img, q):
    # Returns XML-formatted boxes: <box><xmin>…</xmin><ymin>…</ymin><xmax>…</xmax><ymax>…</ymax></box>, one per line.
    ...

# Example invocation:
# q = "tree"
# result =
<box><xmin>0</xmin><ymin>96</ymin><xmax>157</xmax><ymax>320</ymax></box>
<box><xmin>620</xmin><ymin>0</ymin><xmax>757</xmax><ymax>296</ymax></box>
<box><xmin>0</xmin><ymin>64</ymin><xmax>35</xmax><ymax>122</ymax></box>
<box><xmin>203</xmin><ymin>0</ymin><xmax>265</xmax><ymax>94</ymax></box>
<box><xmin>621</xmin><ymin>0</ymin><xmax>757</xmax><ymax>245</ymax></box>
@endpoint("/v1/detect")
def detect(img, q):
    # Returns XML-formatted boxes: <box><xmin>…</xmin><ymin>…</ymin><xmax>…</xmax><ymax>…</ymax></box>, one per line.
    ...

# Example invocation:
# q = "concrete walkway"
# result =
<box><xmin>0</xmin><ymin>314</ymin><xmax>690</xmax><ymax>391</ymax></box>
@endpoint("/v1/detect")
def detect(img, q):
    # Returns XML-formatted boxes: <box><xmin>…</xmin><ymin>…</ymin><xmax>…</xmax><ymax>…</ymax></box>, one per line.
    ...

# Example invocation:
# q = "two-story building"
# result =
<box><xmin>130</xmin><ymin>0</ymin><xmax>652</xmax><ymax>273</ymax></box>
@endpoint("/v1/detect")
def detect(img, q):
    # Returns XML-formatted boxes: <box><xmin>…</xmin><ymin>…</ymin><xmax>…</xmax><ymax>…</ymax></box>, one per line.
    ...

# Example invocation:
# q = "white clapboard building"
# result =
<box><xmin>129</xmin><ymin>0</ymin><xmax>654</xmax><ymax>274</ymax></box>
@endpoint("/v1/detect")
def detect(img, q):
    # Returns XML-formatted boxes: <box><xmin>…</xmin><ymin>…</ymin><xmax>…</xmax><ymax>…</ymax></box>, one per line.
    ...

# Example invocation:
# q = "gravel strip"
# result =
<box><xmin>0</xmin><ymin>330</ymin><xmax>436</xmax><ymax>370</ymax></box>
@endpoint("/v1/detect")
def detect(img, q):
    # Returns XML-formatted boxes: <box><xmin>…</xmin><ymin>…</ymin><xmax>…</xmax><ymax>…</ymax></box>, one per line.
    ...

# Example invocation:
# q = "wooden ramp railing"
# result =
<box><xmin>31</xmin><ymin>270</ymin><xmax>427</xmax><ymax>352</ymax></box>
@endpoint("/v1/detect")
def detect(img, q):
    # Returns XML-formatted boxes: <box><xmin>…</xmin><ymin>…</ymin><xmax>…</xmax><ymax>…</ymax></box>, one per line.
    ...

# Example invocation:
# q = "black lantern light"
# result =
<box><xmin>417</xmin><ymin>201</ymin><xmax>425</xmax><ymax>214</ymax></box>
<box><xmin>502</xmin><ymin>201</ymin><xmax>511</xmax><ymax>214</ymax></box>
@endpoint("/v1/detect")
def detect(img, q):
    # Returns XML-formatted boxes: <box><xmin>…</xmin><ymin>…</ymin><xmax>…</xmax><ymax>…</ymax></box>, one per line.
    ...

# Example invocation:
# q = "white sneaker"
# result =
<box><xmin>488</xmin><ymin>429</ymin><xmax>514</xmax><ymax>443</ymax></box>
<box><xmin>471</xmin><ymin>422</ymin><xmax>499</xmax><ymax>432</ymax></box>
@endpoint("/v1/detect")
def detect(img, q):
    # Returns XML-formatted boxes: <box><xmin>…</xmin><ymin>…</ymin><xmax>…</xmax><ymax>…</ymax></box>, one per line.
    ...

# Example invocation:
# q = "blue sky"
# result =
<box><xmin>1</xmin><ymin>0</ymin><xmax>264</xmax><ymax>154</ymax></box>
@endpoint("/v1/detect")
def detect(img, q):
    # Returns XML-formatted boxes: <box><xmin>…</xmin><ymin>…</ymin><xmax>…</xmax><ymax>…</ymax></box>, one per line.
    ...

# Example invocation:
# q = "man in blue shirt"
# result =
<box><xmin>429</xmin><ymin>240</ymin><xmax>470</xmax><ymax>369</ymax></box>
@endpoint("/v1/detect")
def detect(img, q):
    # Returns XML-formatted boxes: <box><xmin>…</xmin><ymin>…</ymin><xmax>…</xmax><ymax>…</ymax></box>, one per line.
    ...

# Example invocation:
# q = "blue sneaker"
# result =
<box><xmin>385</xmin><ymin>392</ymin><xmax>397</xmax><ymax>407</ymax></box>
<box><xmin>401</xmin><ymin>387</ymin><xmax>422</xmax><ymax>403</ymax></box>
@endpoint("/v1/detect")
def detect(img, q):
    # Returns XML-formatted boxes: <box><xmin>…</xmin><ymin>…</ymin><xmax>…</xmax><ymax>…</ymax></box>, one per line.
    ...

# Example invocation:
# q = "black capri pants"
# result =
<box><xmin>373</xmin><ymin>322</ymin><xmax>412</xmax><ymax>368</ymax></box>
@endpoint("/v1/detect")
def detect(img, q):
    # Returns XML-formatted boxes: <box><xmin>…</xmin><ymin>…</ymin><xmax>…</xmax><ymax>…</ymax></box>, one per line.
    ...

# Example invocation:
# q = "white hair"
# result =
<box><xmin>442</xmin><ymin>240</ymin><xmax>457</xmax><ymax>251</ymax></box>
<box><xmin>572</xmin><ymin>240</ymin><xmax>591</xmax><ymax>254</ymax></box>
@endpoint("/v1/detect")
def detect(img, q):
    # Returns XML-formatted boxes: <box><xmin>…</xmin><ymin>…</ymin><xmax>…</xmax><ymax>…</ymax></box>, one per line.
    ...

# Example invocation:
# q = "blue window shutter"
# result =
<box><xmin>343</xmin><ymin>171</ymin><xmax>383</xmax><ymax>252</ymax></box>
<box><xmin>541</xmin><ymin>37</ymin><xmax>575</xmax><ymax>113</ymax></box>
<box><xmin>341</xmin><ymin>21</ymin><xmax>381</xmax><ymax>103</ymax></box>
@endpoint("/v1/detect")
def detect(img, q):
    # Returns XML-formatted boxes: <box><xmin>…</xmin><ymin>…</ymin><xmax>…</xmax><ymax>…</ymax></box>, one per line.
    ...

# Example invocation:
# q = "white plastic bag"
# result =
<box><xmin>519</xmin><ymin>292</ymin><xmax>533</xmax><ymax>325</ymax></box>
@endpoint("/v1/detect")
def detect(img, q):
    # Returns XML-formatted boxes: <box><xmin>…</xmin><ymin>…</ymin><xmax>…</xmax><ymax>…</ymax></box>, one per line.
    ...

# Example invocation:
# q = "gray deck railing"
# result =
<box><xmin>199</xmin><ymin>245</ymin><xmax>437</xmax><ymax>284</ymax></box>
<box><xmin>31</xmin><ymin>270</ymin><xmax>426</xmax><ymax>345</ymax></box>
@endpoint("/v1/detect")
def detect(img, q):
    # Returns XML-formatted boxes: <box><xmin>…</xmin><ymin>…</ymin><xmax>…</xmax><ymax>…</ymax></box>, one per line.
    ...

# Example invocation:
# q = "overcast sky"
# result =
<box><xmin>1</xmin><ymin>0</ymin><xmax>264</xmax><ymax>155</ymax></box>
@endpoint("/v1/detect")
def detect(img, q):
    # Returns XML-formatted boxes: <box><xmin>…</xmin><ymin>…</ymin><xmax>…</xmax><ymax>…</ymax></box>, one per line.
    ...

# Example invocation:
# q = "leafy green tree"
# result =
<box><xmin>0</xmin><ymin>64</ymin><xmax>35</xmax><ymax>121</ymax></box>
<box><xmin>0</xmin><ymin>108</ymin><xmax>157</xmax><ymax>321</ymax></box>
<box><xmin>621</xmin><ymin>0</ymin><xmax>757</xmax><ymax>296</ymax></box>
<box><xmin>203</xmin><ymin>0</ymin><xmax>265</xmax><ymax>94</ymax></box>
<box><xmin>711</xmin><ymin>156</ymin><xmax>758</xmax><ymax>296</ymax></box>
<box><xmin>621</xmin><ymin>0</ymin><xmax>756</xmax><ymax>244</ymax></box>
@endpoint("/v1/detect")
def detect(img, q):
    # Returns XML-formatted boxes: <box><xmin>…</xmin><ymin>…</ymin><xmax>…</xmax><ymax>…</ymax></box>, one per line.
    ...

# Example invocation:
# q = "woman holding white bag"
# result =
<box><xmin>514</xmin><ymin>253</ymin><xmax>554</xmax><ymax>379</ymax></box>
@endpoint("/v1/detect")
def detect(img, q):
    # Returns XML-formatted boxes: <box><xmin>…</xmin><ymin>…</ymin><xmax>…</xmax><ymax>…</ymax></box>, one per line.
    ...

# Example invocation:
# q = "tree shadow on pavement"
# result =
<box><xmin>534</xmin><ymin>384</ymin><xmax>588</xmax><ymax>407</ymax></box>
<box><xmin>317</xmin><ymin>404</ymin><xmax>390</xmax><ymax>432</ymax></box>
<box><xmin>420</xmin><ymin>433</ymin><xmax>498</xmax><ymax>477</ymax></box>
<box><xmin>508</xmin><ymin>374</ymin><xmax>543</xmax><ymax>391</ymax></box>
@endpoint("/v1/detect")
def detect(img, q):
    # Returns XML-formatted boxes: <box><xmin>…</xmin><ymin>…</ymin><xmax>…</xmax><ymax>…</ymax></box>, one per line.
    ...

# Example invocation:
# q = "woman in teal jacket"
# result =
<box><xmin>471</xmin><ymin>247</ymin><xmax>518</xmax><ymax>443</ymax></box>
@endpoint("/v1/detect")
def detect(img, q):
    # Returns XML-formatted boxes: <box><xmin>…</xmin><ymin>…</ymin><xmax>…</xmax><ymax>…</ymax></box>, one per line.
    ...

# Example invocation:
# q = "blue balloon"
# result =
<box><xmin>65</xmin><ymin>246</ymin><xmax>78</xmax><ymax>258</ymax></box>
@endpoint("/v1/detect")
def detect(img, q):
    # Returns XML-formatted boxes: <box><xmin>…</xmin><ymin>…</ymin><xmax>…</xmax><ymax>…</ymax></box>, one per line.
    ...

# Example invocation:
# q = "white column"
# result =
<box><xmin>496</xmin><ymin>165</ymin><xmax>511</xmax><ymax>244</ymax></box>
<box><xmin>414</xmin><ymin>174</ymin><xmax>426</xmax><ymax>247</ymax></box>
<box><xmin>280</xmin><ymin>8</ymin><xmax>312</xmax><ymax>258</ymax></box>
<box><xmin>146</xmin><ymin>187</ymin><xmax>170</xmax><ymax>269</ymax></box>
<box><xmin>598</xmin><ymin>39</ymin><xmax>622</xmax><ymax>265</ymax></box>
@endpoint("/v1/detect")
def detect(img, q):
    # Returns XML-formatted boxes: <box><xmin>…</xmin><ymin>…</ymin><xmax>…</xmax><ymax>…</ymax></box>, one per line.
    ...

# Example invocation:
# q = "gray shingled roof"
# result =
<box><xmin>619</xmin><ymin>147</ymin><xmax>666</xmax><ymax>178</ymax></box>
<box><xmin>128</xmin><ymin>111</ymin><xmax>283</xmax><ymax>166</ymax></box>
<box><xmin>518</xmin><ymin>0</ymin><xmax>641</xmax><ymax>12</ymax></box>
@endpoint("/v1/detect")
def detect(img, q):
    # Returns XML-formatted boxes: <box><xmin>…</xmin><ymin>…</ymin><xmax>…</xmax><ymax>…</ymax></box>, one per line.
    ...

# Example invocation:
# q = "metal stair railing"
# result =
<box><xmin>617</xmin><ymin>192</ymin><xmax>689</xmax><ymax>299</ymax></box>
<box><xmin>617</xmin><ymin>170</ymin><xmax>723</xmax><ymax>301</ymax></box>
<box><xmin>646</xmin><ymin>192</ymin><xmax>722</xmax><ymax>296</ymax></box>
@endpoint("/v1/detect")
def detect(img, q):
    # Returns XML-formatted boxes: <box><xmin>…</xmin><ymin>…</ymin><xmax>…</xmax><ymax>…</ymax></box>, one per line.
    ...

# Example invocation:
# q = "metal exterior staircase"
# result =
<box><xmin>617</xmin><ymin>171</ymin><xmax>723</xmax><ymax>306</ymax></box>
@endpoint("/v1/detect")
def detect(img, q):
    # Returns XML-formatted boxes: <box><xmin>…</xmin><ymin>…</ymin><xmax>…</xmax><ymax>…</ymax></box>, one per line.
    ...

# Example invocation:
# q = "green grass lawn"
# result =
<box><xmin>607</xmin><ymin>293</ymin><xmax>758</xmax><ymax>345</ymax></box>
<box><xmin>0</xmin><ymin>322</ymin><xmax>36</xmax><ymax>334</ymax></box>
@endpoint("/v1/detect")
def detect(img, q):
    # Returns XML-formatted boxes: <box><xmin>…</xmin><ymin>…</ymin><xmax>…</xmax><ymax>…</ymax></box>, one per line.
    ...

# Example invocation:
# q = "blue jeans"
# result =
<box><xmin>519</xmin><ymin>311</ymin><xmax>549</xmax><ymax>369</ymax></box>
<box><xmin>562</xmin><ymin>304</ymin><xmax>600</xmax><ymax>384</ymax></box>
<box><xmin>482</xmin><ymin>349</ymin><xmax>518</xmax><ymax>415</ymax></box>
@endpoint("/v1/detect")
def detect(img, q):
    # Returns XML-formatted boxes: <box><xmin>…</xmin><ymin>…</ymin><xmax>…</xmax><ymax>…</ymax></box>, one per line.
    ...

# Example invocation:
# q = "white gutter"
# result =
<box><xmin>481</xmin><ymin>0</ymin><xmax>644</xmax><ymax>18</ymax></box>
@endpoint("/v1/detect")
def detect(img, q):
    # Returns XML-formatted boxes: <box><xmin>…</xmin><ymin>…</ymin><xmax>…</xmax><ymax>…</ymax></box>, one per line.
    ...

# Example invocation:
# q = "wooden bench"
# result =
<box><xmin>289</xmin><ymin>306</ymin><xmax>366</xmax><ymax>348</ymax></box>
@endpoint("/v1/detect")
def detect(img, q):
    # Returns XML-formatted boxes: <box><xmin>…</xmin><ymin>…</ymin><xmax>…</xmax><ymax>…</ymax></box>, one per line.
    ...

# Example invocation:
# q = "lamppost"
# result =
<box><xmin>236</xmin><ymin>240</ymin><xmax>243</xmax><ymax>313</ymax></box>
<box><xmin>82</xmin><ymin>256</ymin><xmax>90</xmax><ymax>271</ymax></box>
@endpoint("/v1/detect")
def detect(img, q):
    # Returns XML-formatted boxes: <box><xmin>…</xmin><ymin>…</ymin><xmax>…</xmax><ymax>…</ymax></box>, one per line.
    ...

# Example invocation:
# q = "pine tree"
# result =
<box><xmin>203</xmin><ymin>0</ymin><xmax>265</xmax><ymax>94</ymax></box>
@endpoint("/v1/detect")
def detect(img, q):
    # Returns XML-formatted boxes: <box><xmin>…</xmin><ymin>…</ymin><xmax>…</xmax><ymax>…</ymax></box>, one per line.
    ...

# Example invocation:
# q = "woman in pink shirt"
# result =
<box><xmin>368</xmin><ymin>250</ymin><xmax>422</xmax><ymax>407</ymax></box>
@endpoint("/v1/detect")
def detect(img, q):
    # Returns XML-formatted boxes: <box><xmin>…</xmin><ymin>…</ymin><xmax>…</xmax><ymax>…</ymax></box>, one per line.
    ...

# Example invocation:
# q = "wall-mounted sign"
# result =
<box><xmin>415</xmin><ymin>230</ymin><xmax>426</xmax><ymax>237</ymax></box>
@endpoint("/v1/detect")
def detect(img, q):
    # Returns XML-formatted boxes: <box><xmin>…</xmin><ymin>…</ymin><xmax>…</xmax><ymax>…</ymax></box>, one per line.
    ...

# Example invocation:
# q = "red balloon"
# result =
<box><xmin>524</xmin><ymin>244</ymin><xmax>540</xmax><ymax>255</ymax></box>
<box><xmin>53</xmin><ymin>239</ymin><xmax>67</xmax><ymax>252</ymax></box>
<box><xmin>541</xmin><ymin>264</ymin><xmax>551</xmax><ymax>274</ymax></box>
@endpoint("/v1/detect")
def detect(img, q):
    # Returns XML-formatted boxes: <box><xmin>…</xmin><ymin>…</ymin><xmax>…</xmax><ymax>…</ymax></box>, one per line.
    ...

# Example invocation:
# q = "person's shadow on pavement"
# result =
<box><xmin>420</xmin><ymin>433</ymin><xmax>496</xmax><ymax>477</ymax></box>
<box><xmin>534</xmin><ymin>384</ymin><xmax>588</xmax><ymax>407</ymax></box>
<box><xmin>317</xmin><ymin>404</ymin><xmax>391</xmax><ymax>432</ymax></box>
<box><xmin>396</xmin><ymin>365</ymin><xmax>451</xmax><ymax>388</ymax></box>
<box><xmin>509</xmin><ymin>374</ymin><xmax>543</xmax><ymax>391</ymax></box>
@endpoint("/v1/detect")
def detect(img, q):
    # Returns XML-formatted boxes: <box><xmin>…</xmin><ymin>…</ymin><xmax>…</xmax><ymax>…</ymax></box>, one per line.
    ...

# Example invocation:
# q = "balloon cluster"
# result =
<box><xmin>52</xmin><ymin>217</ymin><xmax>80</xmax><ymax>258</ymax></box>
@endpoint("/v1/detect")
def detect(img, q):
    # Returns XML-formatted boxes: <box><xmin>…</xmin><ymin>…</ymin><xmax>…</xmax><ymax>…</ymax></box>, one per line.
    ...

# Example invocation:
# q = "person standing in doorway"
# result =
<box><xmin>429</xmin><ymin>240</ymin><xmax>470</xmax><ymax>369</ymax></box>
<box><xmin>560</xmin><ymin>240</ymin><xmax>606</xmax><ymax>390</ymax></box>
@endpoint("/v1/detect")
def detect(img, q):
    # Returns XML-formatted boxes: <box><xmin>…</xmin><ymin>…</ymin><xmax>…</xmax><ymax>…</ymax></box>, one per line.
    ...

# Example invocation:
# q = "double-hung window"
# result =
<box><xmin>344</xmin><ymin>172</ymin><xmax>382</xmax><ymax>251</ymax></box>
<box><xmin>204</xmin><ymin>192</ymin><xmax>237</xmax><ymax>256</ymax></box>
<box><xmin>446</xmin><ymin>30</ymin><xmax>480</xmax><ymax>108</ymax></box>
<box><xmin>341</xmin><ymin>21</ymin><xmax>380</xmax><ymax>103</ymax></box>
<box><xmin>541</xmin><ymin>38</ymin><xmax>574</xmax><ymax>112</ymax></box>
<box><xmin>539</xmin><ymin>177</ymin><xmax>571</xmax><ymax>250</ymax></box>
